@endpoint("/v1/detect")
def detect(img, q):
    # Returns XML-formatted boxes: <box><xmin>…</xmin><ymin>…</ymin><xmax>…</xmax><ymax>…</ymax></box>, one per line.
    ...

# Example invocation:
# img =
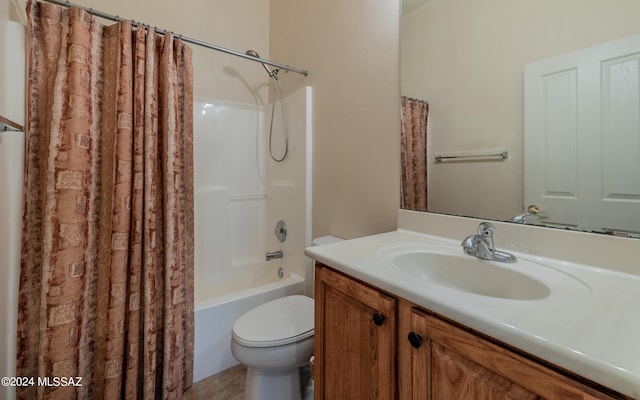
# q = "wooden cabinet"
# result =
<box><xmin>314</xmin><ymin>264</ymin><xmax>396</xmax><ymax>400</ymax></box>
<box><xmin>399</xmin><ymin>303</ymin><xmax>622</xmax><ymax>400</ymax></box>
<box><xmin>315</xmin><ymin>263</ymin><xmax>631</xmax><ymax>400</ymax></box>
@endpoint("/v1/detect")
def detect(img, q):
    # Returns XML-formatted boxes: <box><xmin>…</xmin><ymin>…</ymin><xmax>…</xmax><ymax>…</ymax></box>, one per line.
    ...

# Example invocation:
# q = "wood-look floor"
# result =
<box><xmin>183</xmin><ymin>364</ymin><xmax>247</xmax><ymax>400</ymax></box>
<box><xmin>183</xmin><ymin>363</ymin><xmax>314</xmax><ymax>400</ymax></box>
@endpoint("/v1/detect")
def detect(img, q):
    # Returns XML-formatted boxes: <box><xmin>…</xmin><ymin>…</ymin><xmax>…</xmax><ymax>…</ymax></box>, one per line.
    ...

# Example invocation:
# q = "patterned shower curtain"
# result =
<box><xmin>18</xmin><ymin>1</ymin><xmax>194</xmax><ymax>399</ymax></box>
<box><xmin>400</xmin><ymin>96</ymin><xmax>429</xmax><ymax>211</ymax></box>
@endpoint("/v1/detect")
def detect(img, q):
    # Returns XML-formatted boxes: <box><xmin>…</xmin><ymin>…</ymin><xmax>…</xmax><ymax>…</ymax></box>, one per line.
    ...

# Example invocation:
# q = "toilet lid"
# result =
<box><xmin>232</xmin><ymin>295</ymin><xmax>314</xmax><ymax>348</ymax></box>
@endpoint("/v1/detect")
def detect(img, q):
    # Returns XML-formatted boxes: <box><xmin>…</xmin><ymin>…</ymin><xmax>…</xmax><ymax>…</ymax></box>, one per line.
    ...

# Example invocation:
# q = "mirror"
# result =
<box><xmin>400</xmin><ymin>0</ymin><xmax>640</xmax><ymax>238</ymax></box>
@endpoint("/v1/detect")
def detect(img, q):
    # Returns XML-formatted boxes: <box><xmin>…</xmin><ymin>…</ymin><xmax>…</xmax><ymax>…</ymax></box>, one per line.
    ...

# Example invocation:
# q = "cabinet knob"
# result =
<box><xmin>372</xmin><ymin>313</ymin><xmax>386</xmax><ymax>326</ymax></box>
<box><xmin>408</xmin><ymin>332</ymin><xmax>423</xmax><ymax>349</ymax></box>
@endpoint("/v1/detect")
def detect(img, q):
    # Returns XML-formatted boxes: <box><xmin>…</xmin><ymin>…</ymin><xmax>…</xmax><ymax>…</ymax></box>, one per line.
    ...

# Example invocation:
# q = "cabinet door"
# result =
<box><xmin>315</xmin><ymin>265</ymin><xmax>397</xmax><ymax>400</ymax></box>
<box><xmin>430</xmin><ymin>342</ymin><xmax>538</xmax><ymax>399</ymax></box>
<box><xmin>400</xmin><ymin>303</ymin><xmax>620</xmax><ymax>400</ymax></box>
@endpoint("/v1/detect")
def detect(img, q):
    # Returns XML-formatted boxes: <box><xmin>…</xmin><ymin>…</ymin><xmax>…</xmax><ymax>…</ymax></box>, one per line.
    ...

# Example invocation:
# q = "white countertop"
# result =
<box><xmin>305</xmin><ymin>229</ymin><xmax>640</xmax><ymax>399</ymax></box>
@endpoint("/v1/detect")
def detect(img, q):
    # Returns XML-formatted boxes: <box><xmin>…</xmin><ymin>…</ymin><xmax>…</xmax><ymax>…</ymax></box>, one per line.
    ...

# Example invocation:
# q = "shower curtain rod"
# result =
<box><xmin>39</xmin><ymin>0</ymin><xmax>309</xmax><ymax>76</ymax></box>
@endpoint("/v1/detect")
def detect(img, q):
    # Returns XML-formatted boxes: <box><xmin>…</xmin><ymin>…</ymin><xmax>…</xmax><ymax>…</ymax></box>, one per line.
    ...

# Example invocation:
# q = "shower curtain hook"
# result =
<box><xmin>87</xmin><ymin>7</ymin><xmax>93</xmax><ymax>29</ymax></box>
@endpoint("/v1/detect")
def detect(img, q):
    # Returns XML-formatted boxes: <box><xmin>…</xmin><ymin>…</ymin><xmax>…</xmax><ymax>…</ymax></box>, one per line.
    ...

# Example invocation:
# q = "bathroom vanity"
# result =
<box><xmin>306</xmin><ymin>211</ymin><xmax>640</xmax><ymax>400</ymax></box>
<box><xmin>315</xmin><ymin>264</ymin><xmax>628</xmax><ymax>399</ymax></box>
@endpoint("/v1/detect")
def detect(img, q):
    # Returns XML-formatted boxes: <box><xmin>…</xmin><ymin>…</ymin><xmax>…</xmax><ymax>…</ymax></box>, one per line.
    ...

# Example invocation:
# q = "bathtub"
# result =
<box><xmin>192</xmin><ymin>269</ymin><xmax>307</xmax><ymax>383</ymax></box>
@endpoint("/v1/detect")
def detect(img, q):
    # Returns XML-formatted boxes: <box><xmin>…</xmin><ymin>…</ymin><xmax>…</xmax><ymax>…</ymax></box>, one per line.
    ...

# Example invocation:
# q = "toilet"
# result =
<box><xmin>231</xmin><ymin>295</ymin><xmax>315</xmax><ymax>400</ymax></box>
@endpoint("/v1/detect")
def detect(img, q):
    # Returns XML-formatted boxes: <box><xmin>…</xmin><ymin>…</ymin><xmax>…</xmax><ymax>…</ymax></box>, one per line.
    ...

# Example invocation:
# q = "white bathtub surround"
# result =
<box><xmin>305</xmin><ymin>210</ymin><xmax>640</xmax><ymax>398</ymax></box>
<box><xmin>265</xmin><ymin>87</ymin><xmax>314</xmax><ymax>296</ymax></box>
<box><xmin>0</xmin><ymin>131</ymin><xmax>25</xmax><ymax>400</ymax></box>
<box><xmin>192</xmin><ymin>87</ymin><xmax>312</xmax><ymax>382</ymax></box>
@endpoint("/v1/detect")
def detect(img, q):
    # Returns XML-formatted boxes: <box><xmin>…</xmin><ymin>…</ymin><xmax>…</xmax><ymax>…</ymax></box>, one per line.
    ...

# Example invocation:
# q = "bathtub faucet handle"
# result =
<box><xmin>266</xmin><ymin>250</ymin><xmax>283</xmax><ymax>261</ymax></box>
<box><xmin>274</xmin><ymin>220</ymin><xmax>287</xmax><ymax>242</ymax></box>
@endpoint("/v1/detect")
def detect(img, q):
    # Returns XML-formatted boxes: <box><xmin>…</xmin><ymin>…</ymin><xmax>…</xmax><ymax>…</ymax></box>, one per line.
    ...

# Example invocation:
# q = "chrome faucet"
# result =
<box><xmin>461</xmin><ymin>222</ymin><xmax>517</xmax><ymax>263</ymax></box>
<box><xmin>511</xmin><ymin>204</ymin><xmax>542</xmax><ymax>224</ymax></box>
<box><xmin>511</xmin><ymin>213</ymin><xmax>540</xmax><ymax>224</ymax></box>
<box><xmin>266</xmin><ymin>250</ymin><xmax>283</xmax><ymax>261</ymax></box>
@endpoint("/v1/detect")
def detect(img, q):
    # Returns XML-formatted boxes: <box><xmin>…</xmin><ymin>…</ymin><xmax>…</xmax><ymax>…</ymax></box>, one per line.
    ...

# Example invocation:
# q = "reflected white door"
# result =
<box><xmin>525</xmin><ymin>33</ymin><xmax>640</xmax><ymax>235</ymax></box>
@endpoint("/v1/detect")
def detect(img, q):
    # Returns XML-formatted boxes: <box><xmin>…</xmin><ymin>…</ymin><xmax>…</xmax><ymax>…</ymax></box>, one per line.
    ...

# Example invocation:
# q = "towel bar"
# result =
<box><xmin>435</xmin><ymin>151</ymin><xmax>508</xmax><ymax>162</ymax></box>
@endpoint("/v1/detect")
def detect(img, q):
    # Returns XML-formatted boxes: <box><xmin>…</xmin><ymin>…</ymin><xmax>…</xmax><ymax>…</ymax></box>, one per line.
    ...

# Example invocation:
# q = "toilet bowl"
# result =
<box><xmin>231</xmin><ymin>295</ymin><xmax>314</xmax><ymax>400</ymax></box>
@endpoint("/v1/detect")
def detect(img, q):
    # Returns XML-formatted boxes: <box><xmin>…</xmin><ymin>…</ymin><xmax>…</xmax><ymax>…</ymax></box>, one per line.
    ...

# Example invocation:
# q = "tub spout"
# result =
<box><xmin>266</xmin><ymin>250</ymin><xmax>283</xmax><ymax>261</ymax></box>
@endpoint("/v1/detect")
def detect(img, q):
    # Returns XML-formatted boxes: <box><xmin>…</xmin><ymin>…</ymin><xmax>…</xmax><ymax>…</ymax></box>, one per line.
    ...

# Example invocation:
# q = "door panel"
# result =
<box><xmin>525</xmin><ymin>33</ymin><xmax>640</xmax><ymax>235</ymax></box>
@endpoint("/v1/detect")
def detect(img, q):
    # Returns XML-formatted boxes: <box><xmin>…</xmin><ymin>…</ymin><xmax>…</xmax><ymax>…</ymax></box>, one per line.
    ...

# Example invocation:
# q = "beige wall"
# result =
<box><xmin>0</xmin><ymin>0</ymin><xmax>10</xmax><ymax>26</ymax></box>
<box><xmin>402</xmin><ymin>0</ymin><xmax>640</xmax><ymax>221</ymax></box>
<box><xmin>1</xmin><ymin>1</ymin><xmax>8</xmax><ymax>113</ymax></box>
<box><xmin>271</xmin><ymin>0</ymin><xmax>401</xmax><ymax>239</ymax></box>
<box><xmin>1</xmin><ymin>0</ymin><xmax>25</xmax><ymax>126</ymax></box>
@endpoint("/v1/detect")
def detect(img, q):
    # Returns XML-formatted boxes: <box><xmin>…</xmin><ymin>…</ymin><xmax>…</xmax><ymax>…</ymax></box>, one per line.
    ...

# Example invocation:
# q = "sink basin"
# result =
<box><xmin>379</xmin><ymin>243</ymin><xmax>551</xmax><ymax>300</ymax></box>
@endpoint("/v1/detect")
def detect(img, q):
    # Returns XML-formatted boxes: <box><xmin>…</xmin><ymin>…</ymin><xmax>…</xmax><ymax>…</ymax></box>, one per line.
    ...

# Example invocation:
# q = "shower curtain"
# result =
<box><xmin>400</xmin><ymin>96</ymin><xmax>429</xmax><ymax>211</ymax></box>
<box><xmin>18</xmin><ymin>1</ymin><xmax>194</xmax><ymax>399</ymax></box>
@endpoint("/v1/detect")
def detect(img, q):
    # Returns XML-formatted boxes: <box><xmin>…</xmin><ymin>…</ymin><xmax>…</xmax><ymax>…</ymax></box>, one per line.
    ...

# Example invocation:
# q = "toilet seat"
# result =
<box><xmin>232</xmin><ymin>295</ymin><xmax>314</xmax><ymax>348</ymax></box>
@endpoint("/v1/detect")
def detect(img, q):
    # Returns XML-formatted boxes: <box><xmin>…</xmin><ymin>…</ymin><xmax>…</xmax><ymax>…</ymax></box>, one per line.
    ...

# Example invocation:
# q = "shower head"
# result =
<box><xmin>245</xmin><ymin>50</ymin><xmax>276</xmax><ymax>78</ymax></box>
